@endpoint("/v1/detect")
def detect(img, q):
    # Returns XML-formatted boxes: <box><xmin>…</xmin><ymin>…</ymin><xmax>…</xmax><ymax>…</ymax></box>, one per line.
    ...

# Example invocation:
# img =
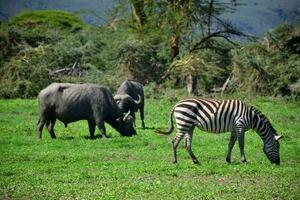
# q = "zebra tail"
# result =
<box><xmin>155</xmin><ymin>109</ymin><xmax>174</xmax><ymax>135</ymax></box>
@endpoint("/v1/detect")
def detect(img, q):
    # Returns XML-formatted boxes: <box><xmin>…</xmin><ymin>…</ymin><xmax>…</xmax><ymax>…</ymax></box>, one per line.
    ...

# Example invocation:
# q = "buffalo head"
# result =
<box><xmin>115</xmin><ymin>111</ymin><xmax>136</xmax><ymax>136</ymax></box>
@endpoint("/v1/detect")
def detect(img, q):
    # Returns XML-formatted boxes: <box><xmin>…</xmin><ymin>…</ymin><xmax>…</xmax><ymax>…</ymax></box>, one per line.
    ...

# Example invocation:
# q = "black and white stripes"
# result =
<box><xmin>156</xmin><ymin>98</ymin><xmax>283</xmax><ymax>164</ymax></box>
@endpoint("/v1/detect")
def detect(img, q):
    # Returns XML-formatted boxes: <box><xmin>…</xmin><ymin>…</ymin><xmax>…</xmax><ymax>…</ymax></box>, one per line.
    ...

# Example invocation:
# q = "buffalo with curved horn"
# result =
<box><xmin>114</xmin><ymin>80</ymin><xmax>145</xmax><ymax>129</ymax></box>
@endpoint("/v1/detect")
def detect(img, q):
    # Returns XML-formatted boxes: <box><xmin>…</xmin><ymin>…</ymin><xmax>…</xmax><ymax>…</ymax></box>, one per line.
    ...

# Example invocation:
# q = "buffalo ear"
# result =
<box><xmin>274</xmin><ymin>135</ymin><xmax>283</xmax><ymax>141</ymax></box>
<box><xmin>125</xmin><ymin>116</ymin><xmax>134</xmax><ymax>124</ymax></box>
<box><xmin>116</xmin><ymin>117</ymin><xmax>123</xmax><ymax>124</ymax></box>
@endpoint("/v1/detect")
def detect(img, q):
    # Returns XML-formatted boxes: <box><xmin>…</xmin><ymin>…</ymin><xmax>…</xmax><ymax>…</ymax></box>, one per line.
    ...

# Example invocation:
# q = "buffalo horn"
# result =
<box><xmin>114</xmin><ymin>94</ymin><xmax>142</xmax><ymax>105</ymax></box>
<box><xmin>123</xmin><ymin>110</ymin><xmax>131</xmax><ymax>121</ymax></box>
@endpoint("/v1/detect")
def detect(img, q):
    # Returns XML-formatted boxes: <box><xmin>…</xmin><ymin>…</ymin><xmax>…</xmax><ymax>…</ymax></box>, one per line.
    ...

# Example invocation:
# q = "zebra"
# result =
<box><xmin>156</xmin><ymin>98</ymin><xmax>283</xmax><ymax>165</ymax></box>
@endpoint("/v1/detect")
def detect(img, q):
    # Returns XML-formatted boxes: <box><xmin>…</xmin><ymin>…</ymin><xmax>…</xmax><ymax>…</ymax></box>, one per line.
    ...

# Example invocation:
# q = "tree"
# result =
<box><xmin>131</xmin><ymin>0</ymin><xmax>147</xmax><ymax>31</ymax></box>
<box><xmin>148</xmin><ymin>0</ymin><xmax>242</xmax><ymax>94</ymax></box>
<box><xmin>112</xmin><ymin>0</ymin><xmax>244</xmax><ymax>94</ymax></box>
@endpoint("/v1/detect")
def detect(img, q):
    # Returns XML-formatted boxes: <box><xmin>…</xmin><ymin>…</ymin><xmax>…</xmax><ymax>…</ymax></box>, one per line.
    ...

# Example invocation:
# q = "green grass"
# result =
<box><xmin>0</xmin><ymin>97</ymin><xmax>299</xmax><ymax>199</ymax></box>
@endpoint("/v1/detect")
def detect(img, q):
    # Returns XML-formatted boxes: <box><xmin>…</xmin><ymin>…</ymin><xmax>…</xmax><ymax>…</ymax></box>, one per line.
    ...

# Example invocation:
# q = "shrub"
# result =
<box><xmin>230</xmin><ymin>22</ymin><xmax>300</xmax><ymax>97</ymax></box>
<box><xmin>116</xmin><ymin>39</ymin><xmax>164</xmax><ymax>84</ymax></box>
<box><xmin>0</xmin><ymin>10</ymin><xmax>104</xmax><ymax>98</ymax></box>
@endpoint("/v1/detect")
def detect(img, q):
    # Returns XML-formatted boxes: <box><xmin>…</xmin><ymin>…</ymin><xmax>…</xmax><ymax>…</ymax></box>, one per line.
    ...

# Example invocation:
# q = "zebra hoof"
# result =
<box><xmin>193</xmin><ymin>160</ymin><xmax>199</xmax><ymax>164</ymax></box>
<box><xmin>242</xmin><ymin>159</ymin><xmax>247</xmax><ymax>163</ymax></box>
<box><xmin>172</xmin><ymin>160</ymin><xmax>177</xmax><ymax>164</ymax></box>
<box><xmin>226</xmin><ymin>157</ymin><xmax>231</xmax><ymax>163</ymax></box>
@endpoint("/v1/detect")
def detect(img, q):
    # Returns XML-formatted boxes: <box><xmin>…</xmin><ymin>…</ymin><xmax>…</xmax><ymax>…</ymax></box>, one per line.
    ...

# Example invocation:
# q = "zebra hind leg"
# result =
<box><xmin>184</xmin><ymin>128</ymin><xmax>199</xmax><ymax>164</ymax></box>
<box><xmin>172</xmin><ymin>132</ymin><xmax>185</xmax><ymax>164</ymax></box>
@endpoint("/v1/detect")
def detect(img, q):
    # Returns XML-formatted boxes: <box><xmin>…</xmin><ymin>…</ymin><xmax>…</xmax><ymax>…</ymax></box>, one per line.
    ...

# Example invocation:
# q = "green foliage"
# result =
<box><xmin>117</xmin><ymin>39</ymin><xmax>164</xmax><ymax>83</ymax></box>
<box><xmin>0</xmin><ymin>10</ymin><xmax>105</xmax><ymax>98</ymax></box>
<box><xmin>10</xmin><ymin>10</ymin><xmax>87</xmax><ymax>30</ymax></box>
<box><xmin>0</xmin><ymin>50</ymin><xmax>50</xmax><ymax>98</ymax></box>
<box><xmin>0</xmin><ymin>98</ymin><xmax>299</xmax><ymax>199</ymax></box>
<box><xmin>168</xmin><ymin>38</ymin><xmax>233</xmax><ymax>92</ymax></box>
<box><xmin>0</xmin><ymin>8</ymin><xmax>299</xmax><ymax>99</ymax></box>
<box><xmin>4</xmin><ymin>10</ymin><xmax>87</xmax><ymax>48</ymax></box>
<box><xmin>230</xmin><ymin>23</ymin><xmax>300</xmax><ymax>97</ymax></box>
<box><xmin>289</xmin><ymin>79</ymin><xmax>300</xmax><ymax>98</ymax></box>
<box><xmin>0</xmin><ymin>9</ymin><xmax>168</xmax><ymax>98</ymax></box>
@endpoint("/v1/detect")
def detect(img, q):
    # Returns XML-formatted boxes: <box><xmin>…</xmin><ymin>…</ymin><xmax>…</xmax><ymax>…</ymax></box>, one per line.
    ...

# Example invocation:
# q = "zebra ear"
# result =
<box><xmin>274</xmin><ymin>135</ymin><xmax>283</xmax><ymax>141</ymax></box>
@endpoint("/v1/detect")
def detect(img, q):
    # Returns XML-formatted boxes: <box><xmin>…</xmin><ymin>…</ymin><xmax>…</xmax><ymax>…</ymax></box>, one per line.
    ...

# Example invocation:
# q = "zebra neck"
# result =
<box><xmin>251</xmin><ymin>112</ymin><xmax>277</xmax><ymax>144</ymax></box>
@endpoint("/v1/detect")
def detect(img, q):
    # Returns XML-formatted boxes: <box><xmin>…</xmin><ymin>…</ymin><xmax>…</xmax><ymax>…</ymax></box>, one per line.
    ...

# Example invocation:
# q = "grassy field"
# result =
<box><xmin>0</xmin><ymin>97</ymin><xmax>299</xmax><ymax>199</ymax></box>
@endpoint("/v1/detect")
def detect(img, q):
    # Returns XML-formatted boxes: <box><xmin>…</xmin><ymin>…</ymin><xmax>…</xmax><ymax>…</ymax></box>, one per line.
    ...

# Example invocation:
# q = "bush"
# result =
<box><xmin>10</xmin><ymin>10</ymin><xmax>87</xmax><ymax>30</ymax></box>
<box><xmin>0</xmin><ymin>10</ymin><xmax>105</xmax><ymax>98</ymax></box>
<box><xmin>116</xmin><ymin>38</ymin><xmax>164</xmax><ymax>84</ymax></box>
<box><xmin>0</xmin><ymin>58</ymin><xmax>50</xmax><ymax>98</ymax></box>
<box><xmin>229</xmin><ymin>23</ymin><xmax>300</xmax><ymax>97</ymax></box>
<box><xmin>289</xmin><ymin>79</ymin><xmax>300</xmax><ymax>99</ymax></box>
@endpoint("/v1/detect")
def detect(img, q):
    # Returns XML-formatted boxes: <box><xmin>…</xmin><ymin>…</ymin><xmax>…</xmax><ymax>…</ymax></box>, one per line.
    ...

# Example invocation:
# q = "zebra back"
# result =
<box><xmin>173</xmin><ymin>98</ymin><xmax>249</xmax><ymax>133</ymax></box>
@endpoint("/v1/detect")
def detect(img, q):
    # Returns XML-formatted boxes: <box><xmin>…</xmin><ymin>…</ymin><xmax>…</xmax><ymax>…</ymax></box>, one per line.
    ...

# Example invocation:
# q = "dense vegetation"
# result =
<box><xmin>0</xmin><ymin>97</ymin><xmax>299</xmax><ymax>199</ymax></box>
<box><xmin>0</xmin><ymin>7</ymin><xmax>299</xmax><ymax>98</ymax></box>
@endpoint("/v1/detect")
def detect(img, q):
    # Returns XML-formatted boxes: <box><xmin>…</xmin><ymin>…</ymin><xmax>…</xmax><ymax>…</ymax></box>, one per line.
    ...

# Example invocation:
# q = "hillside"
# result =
<box><xmin>0</xmin><ymin>0</ymin><xmax>299</xmax><ymax>36</ymax></box>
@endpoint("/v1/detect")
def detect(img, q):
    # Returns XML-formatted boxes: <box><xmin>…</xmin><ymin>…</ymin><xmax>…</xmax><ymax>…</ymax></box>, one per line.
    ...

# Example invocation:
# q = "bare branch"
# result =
<box><xmin>189</xmin><ymin>28</ymin><xmax>243</xmax><ymax>53</ymax></box>
<box><xmin>221</xmin><ymin>72</ymin><xmax>233</xmax><ymax>97</ymax></box>
<box><xmin>156</xmin><ymin>61</ymin><xmax>177</xmax><ymax>84</ymax></box>
<box><xmin>49</xmin><ymin>62</ymin><xmax>79</xmax><ymax>76</ymax></box>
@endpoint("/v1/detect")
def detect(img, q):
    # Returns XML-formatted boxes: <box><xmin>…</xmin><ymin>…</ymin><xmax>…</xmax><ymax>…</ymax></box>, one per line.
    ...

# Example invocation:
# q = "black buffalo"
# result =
<box><xmin>114</xmin><ymin>80</ymin><xmax>145</xmax><ymax>129</ymax></box>
<box><xmin>37</xmin><ymin>83</ymin><xmax>136</xmax><ymax>139</ymax></box>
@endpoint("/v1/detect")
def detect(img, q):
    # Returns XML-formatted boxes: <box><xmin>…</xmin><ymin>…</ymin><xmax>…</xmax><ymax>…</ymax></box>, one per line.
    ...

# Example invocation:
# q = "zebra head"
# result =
<box><xmin>263</xmin><ymin>135</ymin><xmax>283</xmax><ymax>165</ymax></box>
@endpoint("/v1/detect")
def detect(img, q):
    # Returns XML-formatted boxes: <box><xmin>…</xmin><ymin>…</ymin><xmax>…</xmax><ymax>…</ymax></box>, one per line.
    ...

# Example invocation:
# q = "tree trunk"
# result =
<box><xmin>186</xmin><ymin>74</ymin><xmax>198</xmax><ymax>96</ymax></box>
<box><xmin>207</xmin><ymin>0</ymin><xmax>214</xmax><ymax>35</ymax></box>
<box><xmin>171</xmin><ymin>35</ymin><xmax>180</xmax><ymax>59</ymax></box>
<box><xmin>131</xmin><ymin>0</ymin><xmax>146</xmax><ymax>31</ymax></box>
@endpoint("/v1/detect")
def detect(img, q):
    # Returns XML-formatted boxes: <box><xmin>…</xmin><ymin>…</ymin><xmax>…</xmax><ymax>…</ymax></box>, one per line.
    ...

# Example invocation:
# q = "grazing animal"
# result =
<box><xmin>37</xmin><ymin>83</ymin><xmax>136</xmax><ymax>139</ymax></box>
<box><xmin>114</xmin><ymin>80</ymin><xmax>145</xmax><ymax>129</ymax></box>
<box><xmin>156</xmin><ymin>98</ymin><xmax>283</xmax><ymax>165</ymax></box>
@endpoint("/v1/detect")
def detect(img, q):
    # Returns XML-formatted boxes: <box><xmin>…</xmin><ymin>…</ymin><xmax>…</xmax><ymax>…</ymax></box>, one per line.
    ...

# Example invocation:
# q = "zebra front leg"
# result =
<box><xmin>226</xmin><ymin>131</ymin><xmax>237</xmax><ymax>163</ymax></box>
<box><xmin>184</xmin><ymin>129</ymin><xmax>199</xmax><ymax>164</ymax></box>
<box><xmin>237</xmin><ymin>131</ymin><xmax>247</xmax><ymax>163</ymax></box>
<box><xmin>172</xmin><ymin>132</ymin><xmax>185</xmax><ymax>164</ymax></box>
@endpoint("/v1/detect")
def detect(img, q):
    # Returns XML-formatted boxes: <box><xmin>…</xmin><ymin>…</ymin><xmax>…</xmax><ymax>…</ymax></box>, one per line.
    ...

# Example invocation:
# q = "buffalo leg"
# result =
<box><xmin>88</xmin><ymin>120</ymin><xmax>96</xmax><ymax>139</ymax></box>
<box><xmin>37</xmin><ymin>115</ymin><xmax>47</xmax><ymax>139</ymax></box>
<box><xmin>140</xmin><ymin>107</ymin><xmax>145</xmax><ymax>129</ymax></box>
<box><xmin>132</xmin><ymin>112</ymin><xmax>136</xmax><ymax>127</ymax></box>
<box><xmin>96</xmin><ymin>120</ymin><xmax>106</xmax><ymax>138</ymax></box>
<box><xmin>47</xmin><ymin>118</ymin><xmax>56</xmax><ymax>139</ymax></box>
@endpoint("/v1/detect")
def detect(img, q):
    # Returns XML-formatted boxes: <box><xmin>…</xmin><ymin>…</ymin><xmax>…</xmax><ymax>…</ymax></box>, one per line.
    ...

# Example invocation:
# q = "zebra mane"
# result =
<box><xmin>250</xmin><ymin>105</ymin><xmax>278</xmax><ymax>136</ymax></box>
